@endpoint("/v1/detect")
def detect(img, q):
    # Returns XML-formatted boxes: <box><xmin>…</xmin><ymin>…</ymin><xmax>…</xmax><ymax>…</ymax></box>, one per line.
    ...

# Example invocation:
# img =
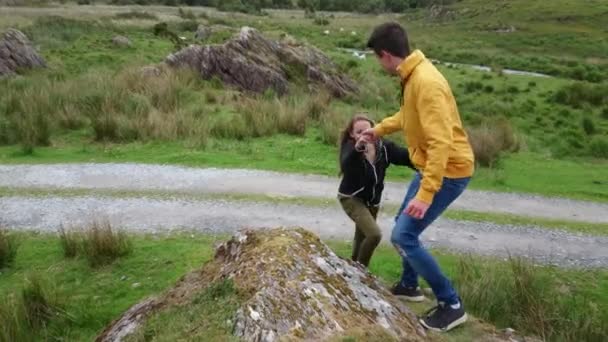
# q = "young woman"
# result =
<box><xmin>338</xmin><ymin>114</ymin><xmax>415</xmax><ymax>267</ymax></box>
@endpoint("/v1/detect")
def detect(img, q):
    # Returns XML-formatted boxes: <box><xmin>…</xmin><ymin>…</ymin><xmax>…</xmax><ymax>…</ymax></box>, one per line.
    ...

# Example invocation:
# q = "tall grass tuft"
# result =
<box><xmin>59</xmin><ymin>220</ymin><xmax>132</xmax><ymax>267</ymax></box>
<box><xmin>467</xmin><ymin>117</ymin><xmax>520</xmax><ymax>167</ymax></box>
<box><xmin>0</xmin><ymin>229</ymin><xmax>18</xmax><ymax>269</ymax></box>
<box><xmin>454</xmin><ymin>255</ymin><xmax>608</xmax><ymax>341</ymax></box>
<box><xmin>21</xmin><ymin>275</ymin><xmax>64</xmax><ymax>329</ymax></box>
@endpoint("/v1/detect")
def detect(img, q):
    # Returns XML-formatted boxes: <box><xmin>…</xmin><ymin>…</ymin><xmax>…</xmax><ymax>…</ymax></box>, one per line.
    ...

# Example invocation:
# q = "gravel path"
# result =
<box><xmin>1</xmin><ymin>163</ymin><xmax>607</xmax><ymax>223</ymax></box>
<box><xmin>1</xmin><ymin>195</ymin><xmax>606</xmax><ymax>268</ymax></box>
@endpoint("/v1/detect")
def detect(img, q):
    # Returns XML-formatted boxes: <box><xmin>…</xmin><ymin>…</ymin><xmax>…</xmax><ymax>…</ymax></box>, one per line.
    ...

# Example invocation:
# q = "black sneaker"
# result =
<box><xmin>420</xmin><ymin>302</ymin><xmax>468</xmax><ymax>332</ymax></box>
<box><xmin>391</xmin><ymin>282</ymin><xmax>425</xmax><ymax>302</ymax></box>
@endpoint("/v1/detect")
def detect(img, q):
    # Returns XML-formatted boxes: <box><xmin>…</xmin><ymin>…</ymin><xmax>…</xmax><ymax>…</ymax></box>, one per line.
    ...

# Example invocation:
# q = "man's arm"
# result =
<box><xmin>415</xmin><ymin>83</ymin><xmax>453</xmax><ymax>205</ymax></box>
<box><xmin>372</xmin><ymin>110</ymin><xmax>402</xmax><ymax>138</ymax></box>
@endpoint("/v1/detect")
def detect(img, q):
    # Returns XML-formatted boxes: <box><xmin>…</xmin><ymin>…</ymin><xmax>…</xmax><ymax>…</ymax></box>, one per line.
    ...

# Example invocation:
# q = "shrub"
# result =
<box><xmin>601</xmin><ymin>107</ymin><xmax>608</xmax><ymax>120</ymax></box>
<box><xmin>178</xmin><ymin>7</ymin><xmax>196</xmax><ymax>20</ymax></box>
<box><xmin>552</xmin><ymin>82</ymin><xmax>608</xmax><ymax>108</ymax></box>
<box><xmin>581</xmin><ymin>117</ymin><xmax>596</xmax><ymax>135</ymax></box>
<box><xmin>177</xmin><ymin>20</ymin><xmax>199</xmax><ymax>32</ymax></box>
<box><xmin>464</xmin><ymin>81</ymin><xmax>483</xmax><ymax>94</ymax></box>
<box><xmin>313</xmin><ymin>17</ymin><xmax>330</xmax><ymax>26</ymax></box>
<box><xmin>588</xmin><ymin>136</ymin><xmax>608</xmax><ymax>158</ymax></box>
<box><xmin>0</xmin><ymin>229</ymin><xmax>18</xmax><ymax>269</ymax></box>
<box><xmin>113</xmin><ymin>11</ymin><xmax>158</xmax><ymax>20</ymax></box>
<box><xmin>467</xmin><ymin>117</ymin><xmax>520</xmax><ymax>167</ymax></box>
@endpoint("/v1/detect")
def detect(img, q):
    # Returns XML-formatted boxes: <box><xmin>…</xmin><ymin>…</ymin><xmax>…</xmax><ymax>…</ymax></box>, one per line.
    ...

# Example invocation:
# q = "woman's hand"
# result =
<box><xmin>355</xmin><ymin>137</ymin><xmax>368</xmax><ymax>152</ymax></box>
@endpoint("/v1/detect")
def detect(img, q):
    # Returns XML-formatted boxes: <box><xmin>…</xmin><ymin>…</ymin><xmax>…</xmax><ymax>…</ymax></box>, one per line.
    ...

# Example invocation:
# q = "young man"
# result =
<box><xmin>363</xmin><ymin>22</ymin><xmax>475</xmax><ymax>332</ymax></box>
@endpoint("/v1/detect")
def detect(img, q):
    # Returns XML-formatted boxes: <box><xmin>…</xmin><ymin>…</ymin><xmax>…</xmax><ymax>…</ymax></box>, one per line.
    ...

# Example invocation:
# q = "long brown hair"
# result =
<box><xmin>339</xmin><ymin>114</ymin><xmax>375</xmax><ymax>174</ymax></box>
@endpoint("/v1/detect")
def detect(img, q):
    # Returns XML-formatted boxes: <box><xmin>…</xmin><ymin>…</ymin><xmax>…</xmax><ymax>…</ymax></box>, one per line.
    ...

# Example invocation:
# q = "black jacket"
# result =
<box><xmin>338</xmin><ymin>139</ymin><xmax>416</xmax><ymax>206</ymax></box>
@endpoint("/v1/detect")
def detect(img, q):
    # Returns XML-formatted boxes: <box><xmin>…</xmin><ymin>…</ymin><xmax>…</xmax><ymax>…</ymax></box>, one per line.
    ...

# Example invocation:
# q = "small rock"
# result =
<box><xmin>469</xmin><ymin>234</ymin><xmax>478</xmax><ymax>240</ymax></box>
<box><xmin>504</xmin><ymin>327</ymin><xmax>515</xmax><ymax>337</ymax></box>
<box><xmin>112</xmin><ymin>35</ymin><xmax>132</xmax><ymax>47</ymax></box>
<box><xmin>140</xmin><ymin>65</ymin><xmax>162</xmax><ymax>77</ymax></box>
<box><xmin>323</xmin><ymin>30</ymin><xmax>330</xmax><ymax>35</ymax></box>
<box><xmin>120</xmin><ymin>275</ymin><xmax>127</xmax><ymax>281</ymax></box>
<box><xmin>132</xmin><ymin>283</ymin><xmax>141</xmax><ymax>288</ymax></box>
<box><xmin>339</xmin><ymin>27</ymin><xmax>344</xmax><ymax>32</ymax></box>
<box><xmin>248</xmin><ymin>306</ymin><xmax>261</xmax><ymax>321</ymax></box>
<box><xmin>351</xmin><ymin>31</ymin><xmax>357</xmax><ymax>35</ymax></box>
<box><xmin>195</xmin><ymin>24</ymin><xmax>211</xmax><ymax>41</ymax></box>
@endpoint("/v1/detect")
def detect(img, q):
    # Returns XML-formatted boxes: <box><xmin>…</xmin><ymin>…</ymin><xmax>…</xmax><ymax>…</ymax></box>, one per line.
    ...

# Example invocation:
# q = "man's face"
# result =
<box><xmin>376</xmin><ymin>51</ymin><xmax>398</xmax><ymax>75</ymax></box>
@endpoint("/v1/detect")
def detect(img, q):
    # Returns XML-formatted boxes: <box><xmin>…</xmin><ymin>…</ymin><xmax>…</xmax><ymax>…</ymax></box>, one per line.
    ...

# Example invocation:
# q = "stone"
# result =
<box><xmin>165</xmin><ymin>27</ymin><xmax>357</xmax><ymax>98</ymax></box>
<box><xmin>0</xmin><ymin>29</ymin><xmax>46</xmax><ymax>77</ymax></box>
<box><xmin>96</xmin><ymin>228</ymin><xmax>427</xmax><ymax>341</ymax></box>
<box><xmin>112</xmin><ymin>35</ymin><xmax>132</xmax><ymax>48</ymax></box>
<box><xmin>194</xmin><ymin>24</ymin><xmax>211</xmax><ymax>41</ymax></box>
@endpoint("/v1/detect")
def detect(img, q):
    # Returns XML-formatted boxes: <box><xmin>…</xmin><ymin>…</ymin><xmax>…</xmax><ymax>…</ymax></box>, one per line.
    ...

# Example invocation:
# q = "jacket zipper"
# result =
<box><xmin>367</xmin><ymin>159</ymin><xmax>378</xmax><ymax>205</ymax></box>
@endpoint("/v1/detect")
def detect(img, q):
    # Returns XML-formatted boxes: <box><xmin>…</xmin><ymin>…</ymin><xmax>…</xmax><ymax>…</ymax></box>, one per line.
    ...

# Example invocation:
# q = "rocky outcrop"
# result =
<box><xmin>96</xmin><ymin>228</ymin><xmax>428</xmax><ymax>342</ymax></box>
<box><xmin>165</xmin><ymin>27</ymin><xmax>358</xmax><ymax>98</ymax></box>
<box><xmin>0</xmin><ymin>29</ymin><xmax>46</xmax><ymax>77</ymax></box>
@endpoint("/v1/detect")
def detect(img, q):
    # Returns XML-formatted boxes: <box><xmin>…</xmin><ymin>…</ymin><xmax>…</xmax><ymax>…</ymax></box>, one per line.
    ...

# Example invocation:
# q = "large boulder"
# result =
<box><xmin>0</xmin><ymin>29</ymin><xmax>46</xmax><ymax>77</ymax></box>
<box><xmin>165</xmin><ymin>27</ymin><xmax>358</xmax><ymax>98</ymax></box>
<box><xmin>96</xmin><ymin>228</ymin><xmax>428</xmax><ymax>342</ymax></box>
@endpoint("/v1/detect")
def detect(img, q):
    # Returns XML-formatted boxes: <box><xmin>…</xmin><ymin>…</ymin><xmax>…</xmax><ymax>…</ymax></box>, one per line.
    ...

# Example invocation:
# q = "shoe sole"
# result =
<box><xmin>394</xmin><ymin>294</ymin><xmax>426</xmax><ymax>302</ymax></box>
<box><xmin>420</xmin><ymin>313</ymin><xmax>468</xmax><ymax>332</ymax></box>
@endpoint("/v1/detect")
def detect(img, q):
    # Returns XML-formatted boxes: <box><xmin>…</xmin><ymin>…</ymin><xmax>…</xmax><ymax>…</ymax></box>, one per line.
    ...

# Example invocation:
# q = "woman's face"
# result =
<box><xmin>350</xmin><ymin>119</ymin><xmax>372</xmax><ymax>141</ymax></box>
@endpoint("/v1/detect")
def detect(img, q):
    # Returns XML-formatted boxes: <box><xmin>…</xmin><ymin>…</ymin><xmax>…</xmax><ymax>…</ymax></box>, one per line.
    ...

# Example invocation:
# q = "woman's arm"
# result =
<box><xmin>384</xmin><ymin>140</ymin><xmax>415</xmax><ymax>170</ymax></box>
<box><xmin>340</xmin><ymin>140</ymin><xmax>361</xmax><ymax>171</ymax></box>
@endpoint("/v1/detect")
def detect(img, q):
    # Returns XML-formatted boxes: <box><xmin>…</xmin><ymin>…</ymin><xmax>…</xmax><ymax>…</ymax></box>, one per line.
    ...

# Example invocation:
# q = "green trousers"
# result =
<box><xmin>339</xmin><ymin>197</ymin><xmax>381</xmax><ymax>267</ymax></box>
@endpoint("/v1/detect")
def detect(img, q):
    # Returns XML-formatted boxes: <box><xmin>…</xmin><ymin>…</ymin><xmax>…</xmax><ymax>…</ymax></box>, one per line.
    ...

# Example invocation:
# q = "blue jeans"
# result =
<box><xmin>391</xmin><ymin>173</ymin><xmax>470</xmax><ymax>305</ymax></box>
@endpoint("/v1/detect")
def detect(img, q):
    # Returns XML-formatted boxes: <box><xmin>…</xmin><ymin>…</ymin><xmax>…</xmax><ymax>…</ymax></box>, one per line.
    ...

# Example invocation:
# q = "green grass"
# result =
<box><xmin>0</xmin><ymin>131</ymin><xmax>606</xmax><ymax>202</ymax></box>
<box><xmin>0</xmin><ymin>232</ymin><xmax>220</xmax><ymax>341</ymax></box>
<box><xmin>0</xmin><ymin>232</ymin><xmax>606</xmax><ymax>341</ymax></box>
<box><xmin>1</xmin><ymin>186</ymin><xmax>606</xmax><ymax>236</ymax></box>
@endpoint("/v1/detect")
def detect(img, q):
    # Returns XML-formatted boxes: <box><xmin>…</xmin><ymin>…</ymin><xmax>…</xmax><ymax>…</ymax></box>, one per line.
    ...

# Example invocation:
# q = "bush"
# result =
<box><xmin>552</xmin><ymin>82</ymin><xmax>608</xmax><ymax>108</ymax></box>
<box><xmin>464</xmin><ymin>81</ymin><xmax>483</xmax><ymax>94</ymax></box>
<box><xmin>178</xmin><ymin>7</ymin><xmax>196</xmax><ymax>20</ymax></box>
<box><xmin>177</xmin><ymin>20</ymin><xmax>199</xmax><ymax>32</ymax></box>
<box><xmin>313</xmin><ymin>16</ymin><xmax>330</xmax><ymax>26</ymax></box>
<box><xmin>483</xmin><ymin>85</ymin><xmax>494</xmax><ymax>93</ymax></box>
<box><xmin>581</xmin><ymin>117</ymin><xmax>596</xmax><ymax>135</ymax></box>
<box><xmin>589</xmin><ymin>136</ymin><xmax>608</xmax><ymax>158</ymax></box>
<box><xmin>0</xmin><ymin>229</ymin><xmax>18</xmax><ymax>269</ymax></box>
<box><xmin>601</xmin><ymin>107</ymin><xmax>608</xmax><ymax>120</ymax></box>
<box><xmin>113</xmin><ymin>11</ymin><xmax>158</xmax><ymax>20</ymax></box>
<box><xmin>467</xmin><ymin>117</ymin><xmax>520</xmax><ymax>167</ymax></box>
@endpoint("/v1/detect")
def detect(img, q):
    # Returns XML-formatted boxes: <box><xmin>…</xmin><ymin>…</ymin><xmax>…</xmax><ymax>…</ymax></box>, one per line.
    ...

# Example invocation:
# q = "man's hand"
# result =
<box><xmin>404</xmin><ymin>199</ymin><xmax>430</xmax><ymax>219</ymax></box>
<box><xmin>362</xmin><ymin>128</ymin><xmax>378</xmax><ymax>141</ymax></box>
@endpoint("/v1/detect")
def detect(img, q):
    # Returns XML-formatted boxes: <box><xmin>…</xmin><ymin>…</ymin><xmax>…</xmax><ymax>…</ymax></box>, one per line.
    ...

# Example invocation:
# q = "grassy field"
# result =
<box><xmin>1</xmin><ymin>3</ymin><xmax>607</xmax><ymax>202</ymax></box>
<box><xmin>0</xmin><ymin>231</ymin><xmax>606</xmax><ymax>341</ymax></box>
